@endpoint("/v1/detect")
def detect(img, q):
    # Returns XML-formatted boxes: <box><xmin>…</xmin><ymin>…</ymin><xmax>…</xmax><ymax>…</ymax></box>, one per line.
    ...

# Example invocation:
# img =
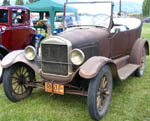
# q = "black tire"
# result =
<box><xmin>135</xmin><ymin>47</ymin><xmax>146</xmax><ymax>77</ymax></box>
<box><xmin>0</xmin><ymin>53</ymin><xmax>3</xmax><ymax>83</ymax></box>
<box><xmin>3</xmin><ymin>63</ymin><xmax>35</xmax><ymax>102</ymax></box>
<box><xmin>88</xmin><ymin>65</ymin><xmax>113</xmax><ymax>121</ymax></box>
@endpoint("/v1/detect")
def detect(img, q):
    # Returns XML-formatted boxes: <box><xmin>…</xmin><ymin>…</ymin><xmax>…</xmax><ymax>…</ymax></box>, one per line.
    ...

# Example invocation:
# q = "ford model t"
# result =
<box><xmin>1</xmin><ymin>1</ymin><xmax>149</xmax><ymax>121</ymax></box>
<box><xmin>0</xmin><ymin>6</ymin><xmax>44</xmax><ymax>81</ymax></box>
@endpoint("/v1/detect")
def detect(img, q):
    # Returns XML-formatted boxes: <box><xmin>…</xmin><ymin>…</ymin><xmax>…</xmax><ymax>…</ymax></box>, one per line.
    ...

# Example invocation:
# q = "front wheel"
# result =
<box><xmin>88</xmin><ymin>65</ymin><xmax>113</xmax><ymax>121</ymax></box>
<box><xmin>3</xmin><ymin>63</ymin><xmax>35</xmax><ymax>102</ymax></box>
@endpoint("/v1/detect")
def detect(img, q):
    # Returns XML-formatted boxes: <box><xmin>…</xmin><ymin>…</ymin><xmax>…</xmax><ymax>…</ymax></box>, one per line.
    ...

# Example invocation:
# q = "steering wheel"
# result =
<box><xmin>92</xmin><ymin>14</ymin><xmax>110</xmax><ymax>24</ymax></box>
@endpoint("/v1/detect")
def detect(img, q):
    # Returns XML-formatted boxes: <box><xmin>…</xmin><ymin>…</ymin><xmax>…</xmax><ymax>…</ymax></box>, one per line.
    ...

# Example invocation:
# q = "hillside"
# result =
<box><xmin>114</xmin><ymin>1</ymin><xmax>142</xmax><ymax>14</ymax></box>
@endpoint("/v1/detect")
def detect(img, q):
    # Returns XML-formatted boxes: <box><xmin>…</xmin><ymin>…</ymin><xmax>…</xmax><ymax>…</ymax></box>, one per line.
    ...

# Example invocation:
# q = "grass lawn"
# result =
<box><xmin>0</xmin><ymin>24</ymin><xmax>150</xmax><ymax>121</ymax></box>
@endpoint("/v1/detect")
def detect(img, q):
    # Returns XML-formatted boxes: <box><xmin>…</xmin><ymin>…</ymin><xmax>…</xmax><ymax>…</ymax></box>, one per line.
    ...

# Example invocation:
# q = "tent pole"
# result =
<box><xmin>63</xmin><ymin>2</ymin><xmax>67</xmax><ymax>30</ymax></box>
<box><xmin>8</xmin><ymin>0</ymin><xmax>10</xmax><ymax>5</ymax></box>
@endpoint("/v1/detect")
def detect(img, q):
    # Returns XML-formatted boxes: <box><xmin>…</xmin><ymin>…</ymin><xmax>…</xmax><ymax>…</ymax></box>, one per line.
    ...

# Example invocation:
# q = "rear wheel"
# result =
<box><xmin>88</xmin><ymin>65</ymin><xmax>113</xmax><ymax>121</ymax></box>
<box><xmin>135</xmin><ymin>47</ymin><xmax>146</xmax><ymax>77</ymax></box>
<box><xmin>3</xmin><ymin>63</ymin><xmax>35</xmax><ymax>102</ymax></box>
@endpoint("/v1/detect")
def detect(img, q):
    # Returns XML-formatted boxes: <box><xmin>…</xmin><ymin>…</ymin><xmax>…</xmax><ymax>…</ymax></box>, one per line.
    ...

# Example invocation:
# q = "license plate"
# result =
<box><xmin>45</xmin><ymin>82</ymin><xmax>64</xmax><ymax>95</ymax></box>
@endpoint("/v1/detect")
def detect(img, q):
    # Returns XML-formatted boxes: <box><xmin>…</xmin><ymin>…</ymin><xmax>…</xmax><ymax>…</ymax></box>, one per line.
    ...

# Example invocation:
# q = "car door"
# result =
<box><xmin>10</xmin><ymin>9</ymin><xmax>28</xmax><ymax>51</ymax></box>
<box><xmin>109</xmin><ymin>27</ymin><xmax>130</xmax><ymax>58</ymax></box>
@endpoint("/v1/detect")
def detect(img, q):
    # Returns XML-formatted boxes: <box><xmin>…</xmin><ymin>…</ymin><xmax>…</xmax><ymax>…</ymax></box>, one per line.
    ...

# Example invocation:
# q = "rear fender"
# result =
<box><xmin>1</xmin><ymin>50</ymin><xmax>40</xmax><ymax>73</ymax></box>
<box><xmin>130</xmin><ymin>38</ymin><xmax>149</xmax><ymax>64</ymax></box>
<box><xmin>79</xmin><ymin>56</ymin><xmax>117</xmax><ymax>79</ymax></box>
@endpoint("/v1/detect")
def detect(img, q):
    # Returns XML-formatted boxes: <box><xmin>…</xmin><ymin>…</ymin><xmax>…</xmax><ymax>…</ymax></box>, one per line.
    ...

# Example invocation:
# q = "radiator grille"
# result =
<box><xmin>41</xmin><ymin>44</ymin><xmax>68</xmax><ymax>76</ymax></box>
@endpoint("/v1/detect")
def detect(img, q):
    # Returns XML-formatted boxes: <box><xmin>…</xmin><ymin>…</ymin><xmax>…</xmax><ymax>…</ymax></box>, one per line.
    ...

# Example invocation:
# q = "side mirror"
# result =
<box><xmin>115</xmin><ymin>28</ymin><xmax>121</xmax><ymax>33</ymax></box>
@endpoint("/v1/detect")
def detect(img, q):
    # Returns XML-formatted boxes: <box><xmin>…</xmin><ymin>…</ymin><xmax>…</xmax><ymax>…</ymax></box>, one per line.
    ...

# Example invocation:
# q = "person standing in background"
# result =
<box><xmin>45</xmin><ymin>12</ymin><xmax>51</xmax><ymax>36</ymax></box>
<box><xmin>30</xmin><ymin>13</ymin><xmax>34</xmax><ymax>27</ymax></box>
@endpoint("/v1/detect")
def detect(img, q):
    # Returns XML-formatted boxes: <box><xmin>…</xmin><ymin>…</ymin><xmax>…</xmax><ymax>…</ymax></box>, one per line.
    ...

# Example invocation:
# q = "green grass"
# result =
<box><xmin>0</xmin><ymin>24</ymin><xmax>150</xmax><ymax>121</ymax></box>
<box><xmin>142</xmin><ymin>23</ymin><xmax>150</xmax><ymax>41</ymax></box>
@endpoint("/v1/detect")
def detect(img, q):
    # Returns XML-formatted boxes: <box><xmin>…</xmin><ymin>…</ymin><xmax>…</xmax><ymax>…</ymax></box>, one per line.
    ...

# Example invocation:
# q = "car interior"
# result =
<box><xmin>111</xmin><ymin>18</ymin><xmax>142</xmax><ymax>33</ymax></box>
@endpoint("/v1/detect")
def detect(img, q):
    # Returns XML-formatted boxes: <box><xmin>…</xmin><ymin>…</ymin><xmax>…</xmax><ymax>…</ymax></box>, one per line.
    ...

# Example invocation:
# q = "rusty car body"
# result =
<box><xmin>1</xmin><ymin>1</ymin><xmax>149</xmax><ymax>121</ymax></box>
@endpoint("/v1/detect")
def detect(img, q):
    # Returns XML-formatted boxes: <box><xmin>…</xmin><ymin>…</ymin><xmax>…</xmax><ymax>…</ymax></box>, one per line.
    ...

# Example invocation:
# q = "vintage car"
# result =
<box><xmin>0</xmin><ymin>6</ymin><xmax>44</xmax><ymax>82</ymax></box>
<box><xmin>1</xmin><ymin>1</ymin><xmax>149</xmax><ymax>121</ymax></box>
<box><xmin>143</xmin><ymin>17</ymin><xmax>150</xmax><ymax>23</ymax></box>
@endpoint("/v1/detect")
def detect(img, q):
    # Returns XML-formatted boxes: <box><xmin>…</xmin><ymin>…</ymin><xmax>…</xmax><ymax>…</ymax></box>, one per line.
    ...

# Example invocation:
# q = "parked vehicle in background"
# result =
<box><xmin>54</xmin><ymin>15</ymin><xmax>73</xmax><ymax>34</ymax></box>
<box><xmin>143</xmin><ymin>17</ymin><xmax>150</xmax><ymax>23</ymax></box>
<box><xmin>0</xmin><ymin>6</ymin><xmax>44</xmax><ymax>82</ymax></box>
<box><xmin>1</xmin><ymin>1</ymin><xmax>149</xmax><ymax>121</ymax></box>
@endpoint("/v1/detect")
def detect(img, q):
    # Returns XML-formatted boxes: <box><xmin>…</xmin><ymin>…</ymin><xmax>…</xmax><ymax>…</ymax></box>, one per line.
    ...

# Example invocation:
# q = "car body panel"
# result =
<box><xmin>59</xmin><ymin>27</ymin><xmax>110</xmax><ymax>58</ymax></box>
<box><xmin>79</xmin><ymin>56</ymin><xmax>113</xmax><ymax>79</ymax></box>
<box><xmin>110</xmin><ymin>24</ymin><xmax>142</xmax><ymax>58</ymax></box>
<box><xmin>1</xmin><ymin>50</ymin><xmax>40</xmax><ymax>73</ymax></box>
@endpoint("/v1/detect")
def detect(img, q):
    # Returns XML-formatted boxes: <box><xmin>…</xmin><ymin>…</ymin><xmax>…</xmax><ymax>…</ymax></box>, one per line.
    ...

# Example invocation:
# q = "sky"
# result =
<box><xmin>0</xmin><ymin>0</ymin><xmax>144</xmax><ymax>5</ymax></box>
<box><xmin>56</xmin><ymin>0</ymin><xmax>144</xmax><ymax>4</ymax></box>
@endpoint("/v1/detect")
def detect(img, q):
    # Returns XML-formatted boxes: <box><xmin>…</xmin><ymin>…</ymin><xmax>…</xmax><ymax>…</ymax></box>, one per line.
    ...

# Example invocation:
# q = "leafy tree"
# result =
<box><xmin>15</xmin><ymin>0</ymin><xmax>24</xmax><ymax>5</ymax></box>
<box><xmin>2</xmin><ymin>0</ymin><xmax>9</xmax><ymax>6</ymax></box>
<box><xmin>143</xmin><ymin>0</ymin><xmax>150</xmax><ymax>16</ymax></box>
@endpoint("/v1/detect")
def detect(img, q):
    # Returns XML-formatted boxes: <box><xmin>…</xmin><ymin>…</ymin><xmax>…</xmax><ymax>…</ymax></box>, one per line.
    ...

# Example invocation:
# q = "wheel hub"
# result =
<box><xmin>18</xmin><ymin>75</ymin><xmax>26</xmax><ymax>85</ymax></box>
<box><xmin>100</xmin><ymin>88</ymin><xmax>104</xmax><ymax>97</ymax></box>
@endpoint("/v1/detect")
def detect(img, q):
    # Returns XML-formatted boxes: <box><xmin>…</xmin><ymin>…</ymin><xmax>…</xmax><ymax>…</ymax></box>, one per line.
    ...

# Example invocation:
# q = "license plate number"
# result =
<box><xmin>45</xmin><ymin>82</ymin><xmax>64</xmax><ymax>95</ymax></box>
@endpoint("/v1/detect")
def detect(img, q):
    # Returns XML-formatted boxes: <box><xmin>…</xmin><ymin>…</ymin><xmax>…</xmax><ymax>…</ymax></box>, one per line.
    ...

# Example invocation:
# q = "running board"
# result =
<box><xmin>118</xmin><ymin>64</ymin><xmax>140</xmax><ymax>80</ymax></box>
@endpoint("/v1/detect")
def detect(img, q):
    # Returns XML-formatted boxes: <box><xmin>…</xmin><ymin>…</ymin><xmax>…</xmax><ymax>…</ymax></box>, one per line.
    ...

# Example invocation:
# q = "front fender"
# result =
<box><xmin>79</xmin><ymin>56</ymin><xmax>114</xmax><ymax>79</ymax></box>
<box><xmin>2</xmin><ymin>50</ymin><xmax>41</xmax><ymax>73</ymax></box>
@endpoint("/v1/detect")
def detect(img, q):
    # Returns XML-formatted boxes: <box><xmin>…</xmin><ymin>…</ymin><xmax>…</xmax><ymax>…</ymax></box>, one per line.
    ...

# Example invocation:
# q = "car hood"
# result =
<box><xmin>58</xmin><ymin>27</ymin><xmax>109</xmax><ymax>49</ymax></box>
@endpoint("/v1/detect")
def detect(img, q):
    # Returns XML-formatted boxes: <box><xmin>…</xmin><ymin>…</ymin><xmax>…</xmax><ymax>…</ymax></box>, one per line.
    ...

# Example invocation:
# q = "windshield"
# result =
<box><xmin>65</xmin><ymin>2</ymin><xmax>112</xmax><ymax>28</ymax></box>
<box><xmin>0</xmin><ymin>10</ymin><xmax>8</xmax><ymax>23</ymax></box>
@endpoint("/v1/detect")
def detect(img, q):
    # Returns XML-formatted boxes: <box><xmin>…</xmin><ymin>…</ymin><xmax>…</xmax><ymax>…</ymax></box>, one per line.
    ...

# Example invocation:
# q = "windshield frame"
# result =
<box><xmin>63</xmin><ymin>1</ymin><xmax>114</xmax><ymax>30</ymax></box>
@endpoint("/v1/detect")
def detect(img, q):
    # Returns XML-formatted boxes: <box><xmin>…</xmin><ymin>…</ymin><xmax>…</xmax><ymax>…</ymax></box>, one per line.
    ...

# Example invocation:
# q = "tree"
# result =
<box><xmin>2</xmin><ymin>0</ymin><xmax>9</xmax><ymax>6</ymax></box>
<box><xmin>15</xmin><ymin>0</ymin><xmax>24</xmax><ymax>5</ymax></box>
<box><xmin>143</xmin><ymin>0</ymin><xmax>150</xmax><ymax>16</ymax></box>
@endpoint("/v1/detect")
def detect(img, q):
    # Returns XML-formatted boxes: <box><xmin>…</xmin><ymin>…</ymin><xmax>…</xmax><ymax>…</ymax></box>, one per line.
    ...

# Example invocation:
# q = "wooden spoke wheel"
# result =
<box><xmin>97</xmin><ymin>75</ymin><xmax>110</xmax><ymax>112</ymax></box>
<box><xmin>88</xmin><ymin>65</ymin><xmax>113</xmax><ymax>121</ymax></box>
<box><xmin>3</xmin><ymin>63</ymin><xmax>35</xmax><ymax>102</ymax></box>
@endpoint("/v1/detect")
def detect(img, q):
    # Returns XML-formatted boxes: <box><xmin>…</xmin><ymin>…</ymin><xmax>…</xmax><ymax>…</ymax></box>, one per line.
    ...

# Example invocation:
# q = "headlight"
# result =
<box><xmin>70</xmin><ymin>49</ymin><xmax>85</xmax><ymax>66</ymax></box>
<box><xmin>24</xmin><ymin>46</ymin><xmax>36</xmax><ymax>60</ymax></box>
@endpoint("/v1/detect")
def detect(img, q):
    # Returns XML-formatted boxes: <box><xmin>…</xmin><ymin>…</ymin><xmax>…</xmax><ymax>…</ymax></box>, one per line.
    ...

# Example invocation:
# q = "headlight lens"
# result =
<box><xmin>70</xmin><ymin>49</ymin><xmax>85</xmax><ymax>66</ymax></box>
<box><xmin>24</xmin><ymin>46</ymin><xmax>36</xmax><ymax>60</ymax></box>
